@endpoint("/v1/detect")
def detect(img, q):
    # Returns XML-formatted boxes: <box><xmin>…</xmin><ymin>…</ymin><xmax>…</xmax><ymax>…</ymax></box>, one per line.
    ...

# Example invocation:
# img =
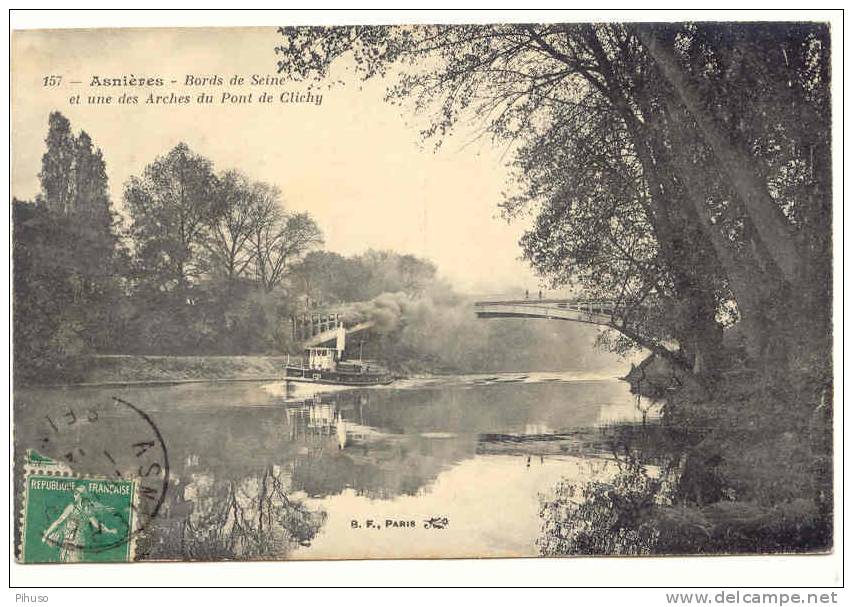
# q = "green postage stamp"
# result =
<box><xmin>20</xmin><ymin>455</ymin><xmax>137</xmax><ymax>563</ymax></box>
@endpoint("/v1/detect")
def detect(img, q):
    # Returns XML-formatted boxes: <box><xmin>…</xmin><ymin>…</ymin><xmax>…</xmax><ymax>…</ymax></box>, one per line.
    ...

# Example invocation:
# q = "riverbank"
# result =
<box><xmin>21</xmin><ymin>353</ymin><xmax>614</xmax><ymax>388</ymax></box>
<box><xmin>544</xmin><ymin>347</ymin><xmax>834</xmax><ymax>555</ymax></box>
<box><xmin>29</xmin><ymin>354</ymin><xmax>293</xmax><ymax>388</ymax></box>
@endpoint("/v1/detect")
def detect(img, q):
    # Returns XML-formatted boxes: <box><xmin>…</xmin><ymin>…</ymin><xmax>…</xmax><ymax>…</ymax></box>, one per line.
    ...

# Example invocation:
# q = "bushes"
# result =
<box><xmin>539</xmin><ymin>356</ymin><xmax>833</xmax><ymax>555</ymax></box>
<box><xmin>539</xmin><ymin>452</ymin><xmax>831</xmax><ymax>555</ymax></box>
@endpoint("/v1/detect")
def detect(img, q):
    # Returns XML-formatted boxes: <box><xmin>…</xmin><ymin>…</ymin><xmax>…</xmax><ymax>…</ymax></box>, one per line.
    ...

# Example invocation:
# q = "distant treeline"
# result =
<box><xmin>12</xmin><ymin>112</ymin><xmax>437</xmax><ymax>383</ymax></box>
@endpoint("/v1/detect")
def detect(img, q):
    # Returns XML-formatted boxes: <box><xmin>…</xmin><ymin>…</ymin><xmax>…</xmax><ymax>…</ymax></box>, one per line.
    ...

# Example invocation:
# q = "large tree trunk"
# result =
<box><xmin>658</xmin><ymin>95</ymin><xmax>777</xmax><ymax>362</ymax></box>
<box><xmin>637</xmin><ymin>28</ymin><xmax>806</xmax><ymax>288</ymax></box>
<box><xmin>584</xmin><ymin>29</ymin><xmax>727</xmax><ymax>377</ymax></box>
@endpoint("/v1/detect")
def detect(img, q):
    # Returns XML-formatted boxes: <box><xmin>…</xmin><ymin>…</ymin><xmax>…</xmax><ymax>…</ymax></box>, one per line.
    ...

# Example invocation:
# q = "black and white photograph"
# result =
<box><xmin>7</xmin><ymin>8</ymin><xmax>842</xmax><ymax>591</ymax></box>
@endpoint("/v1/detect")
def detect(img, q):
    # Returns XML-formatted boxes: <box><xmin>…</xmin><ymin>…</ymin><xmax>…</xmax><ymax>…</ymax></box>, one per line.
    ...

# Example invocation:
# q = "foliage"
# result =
<box><xmin>13</xmin><ymin>112</ymin><xmax>125</xmax><ymax>383</ymax></box>
<box><xmin>124</xmin><ymin>143</ymin><xmax>219</xmax><ymax>292</ymax></box>
<box><xmin>290</xmin><ymin>249</ymin><xmax>436</xmax><ymax>306</ymax></box>
<box><xmin>538</xmin><ymin>459</ymin><xmax>676</xmax><ymax>556</ymax></box>
<box><xmin>147</xmin><ymin>467</ymin><xmax>326</xmax><ymax>560</ymax></box>
<box><xmin>538</xmin><ymin>428</ymin><xmax>830</xmax><ymax>556</ymax></box>
<box><xmin>121</xmin><ymin>143</ymin><xmax>324</xmax><ymax>354</ymax></box>
<box><xmin>15</xmin><ymin>114</ymin><xmax>447</xmax><ymax>364</ymax></box>
<box><xmin>274</xmin><ymin>22</ymin><xmax>833</xmax><ymax>556</ymax></box>
<box><xmin>244</xmin><ymin>182</ymin><xmax>324</xmax><ymax>292</ymax></box>
<box><xmin>275</xmin><ymin>22</ymin><xmax>831</xmax><ymax>379</ymax></box>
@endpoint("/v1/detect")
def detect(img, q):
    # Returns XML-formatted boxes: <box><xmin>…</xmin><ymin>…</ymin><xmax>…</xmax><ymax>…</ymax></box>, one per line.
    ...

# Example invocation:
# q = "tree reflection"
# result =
<box><xmin>148</xmin><ymin>465</ymin><xmax>325</xmax><ymax>561</ymax></box>
<box><xmin>537</xmin><ymin>456</ymin><xmax>680</xmax><ymax>556</ymax></box>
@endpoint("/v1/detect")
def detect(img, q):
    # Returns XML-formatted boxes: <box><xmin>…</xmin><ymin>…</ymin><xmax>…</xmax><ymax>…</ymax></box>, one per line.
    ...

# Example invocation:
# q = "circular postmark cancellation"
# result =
<box><xmin>20</xmin><ymin>396</ymin><xmax>169</xmax><ymax>562</ymax></box>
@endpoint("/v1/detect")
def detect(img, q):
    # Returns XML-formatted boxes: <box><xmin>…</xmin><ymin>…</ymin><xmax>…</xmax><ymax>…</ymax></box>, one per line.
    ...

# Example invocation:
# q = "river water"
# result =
<box><xmin>15</xmin><ymin>372</ymin><xmax>657</xmax><ymax>560</ymax></box>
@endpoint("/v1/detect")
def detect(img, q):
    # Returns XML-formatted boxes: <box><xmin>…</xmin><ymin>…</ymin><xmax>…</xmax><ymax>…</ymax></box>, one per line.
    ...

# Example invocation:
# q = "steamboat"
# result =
<box><xmin>284</xmin><ymin>326</ymin><xmax>393</xmax><ymax>386</ymax></box>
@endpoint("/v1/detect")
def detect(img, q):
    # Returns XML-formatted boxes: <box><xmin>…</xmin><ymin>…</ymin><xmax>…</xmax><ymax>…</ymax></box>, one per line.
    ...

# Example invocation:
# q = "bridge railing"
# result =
<box><xmin>291</xmin><ymin>312</ymin><xmax>345</xmax><ymax>341</ymax></box>
<box><xmin>301</xmin><ymin>320</ymin><xmax>377</xmax><ymax>347</ymax></box>
<box><xmin>473</xmin><ymin>299</ymin><xmax>620</xmax><ymax>314</ymax></box>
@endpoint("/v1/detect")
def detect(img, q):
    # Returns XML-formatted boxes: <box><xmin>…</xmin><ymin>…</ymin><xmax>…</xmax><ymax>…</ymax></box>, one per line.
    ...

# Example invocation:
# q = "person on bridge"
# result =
<box><xmin>538</xmin><ymin>289</ymin><xmax>542</xmax><ymax>300</ymax></box>
<box><xmin>525</xmin><ymin>289</ymin><xmax>529</xmax><ymax>300</ymax></box>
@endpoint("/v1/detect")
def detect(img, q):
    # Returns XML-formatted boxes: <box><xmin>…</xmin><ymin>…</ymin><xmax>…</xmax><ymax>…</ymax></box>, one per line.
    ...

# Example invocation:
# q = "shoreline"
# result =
<box><xmin>16</xmin><ymin>354</ymin><xmax>293</xmax><ymax>390</ymax></box>
<box><xmin>15</xmin><ymin>354</ymin><xmax>629</xmax><ymax>390</ymax></box>
<box><xmin>19</xmin><ymin>376</ymin><xmax>288</xmax><ymax>390</ymax></box>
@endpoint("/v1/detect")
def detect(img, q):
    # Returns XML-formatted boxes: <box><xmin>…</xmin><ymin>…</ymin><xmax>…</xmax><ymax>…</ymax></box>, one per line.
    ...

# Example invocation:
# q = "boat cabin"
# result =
<box><xmin>306</xmin><ymin>347</ymin><xmax>338</xmax><ymax>371</ymax></box>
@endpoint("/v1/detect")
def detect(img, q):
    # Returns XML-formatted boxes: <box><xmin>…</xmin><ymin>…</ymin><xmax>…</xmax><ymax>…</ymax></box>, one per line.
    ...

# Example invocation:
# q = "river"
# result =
<box><xmin>15</xmin><ymin>372</ymin><xmax>658</xmax><ymax>560</ymax></box>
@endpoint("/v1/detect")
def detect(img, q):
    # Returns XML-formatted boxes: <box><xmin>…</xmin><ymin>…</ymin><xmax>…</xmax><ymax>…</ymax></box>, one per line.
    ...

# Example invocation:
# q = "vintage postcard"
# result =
<box><xmin>11</xmin><ymin>17</ymin><xmax>836</xmax><ymax>566</ymax></box>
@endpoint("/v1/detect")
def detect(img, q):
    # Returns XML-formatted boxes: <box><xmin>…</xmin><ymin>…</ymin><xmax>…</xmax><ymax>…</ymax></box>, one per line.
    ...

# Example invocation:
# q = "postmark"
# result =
<box><xmin>18</xmin><ymin>396</ymin><xmax>169</xmax><ymax>563</ymax></box>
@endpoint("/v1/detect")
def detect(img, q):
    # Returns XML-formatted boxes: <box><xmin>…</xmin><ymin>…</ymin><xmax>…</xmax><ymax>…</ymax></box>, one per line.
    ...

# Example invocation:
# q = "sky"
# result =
<box><xmin>11</xmin><ymin>27</ymin><xmax>543</xmax><ymax>295</ymax></box>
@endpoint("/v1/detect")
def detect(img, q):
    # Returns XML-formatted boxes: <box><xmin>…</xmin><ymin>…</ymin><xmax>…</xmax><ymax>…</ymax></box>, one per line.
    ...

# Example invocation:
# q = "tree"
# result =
<box><xmin>639</xmin><ymin>26</ymin><xmax>809</xmax><ymax>285</ymax></box>
<box><xmin>38</xmin><ymin>112</ymin><xmax>76</xmax><ymax>215</ymax></box>
<box><xmin>274</xmin><ymin>23</ymin><xmax>831</xmax><ymax>382</ymax></box>
<box><xmin>359</xmin><ymin>250</ymin><xmax>437</xmax><ymax>297</ymax></box>
<box><xmin>121</xmin><ymin>146</ymin><xmax>323</xmax><ymax>353</ymax></box>
<box><xmin>36</xmin><ymin>114</ymin><xmax>121</xmax><ymax>284</ymax></box>
<box><xmin>13</xmin><ymin>199</ymin><xmax>86</xmax><ymax>382</ymax></box>
<box><xmin>202</xmin><ymin>170</ymin><xmax>257</xmax><ymax>284</ymax></box>
<box><xmin>245</xmin><ymin>181</ymin><xmax>283</xmax><ymax>290</ymax></box>
<box><xmin>125</xmin><ymin>143</ymin><xmax>219</xmax><ymax>293</ymax></box>
<box><xmin>269</xmin><ymin>212</ymin><xmax>324</xmax><ymax>289</ymax></box>
<box><xmin>14</xmin><ymin>113</ymin><xmax>125</xmax><ymax>381</ymax></box>
<box><xmin>628</xmin><ymin>24</ymin><xmax>830</xmax><ymax>365</ymax></box>
<box><xmin>289</xmin><ymin>251</ymin><xmax>344</xmax><ymax>307</ymax></box>
<box><xmin>397</xmin><ymin>253</ymin><xmax>438</xmax><ymax>295</ymax></box>
<box><xmin>72</xmin><ymin>131</ymin><xmax>113</xmax><ymax>227</ymax></box>
<box><xmin>122</xmin><ymin>144</ymin><xmax>221</xmax><ymax>353</ymax></box>
<box><xmin>246</xmin><ymin>182</ymin><xmax>323</xmax><ymax>292</ymax></box>
<box><xmin>288</xmin><ymin>249</ymin><xmax>436</xmax><ymax>308</ymax></box>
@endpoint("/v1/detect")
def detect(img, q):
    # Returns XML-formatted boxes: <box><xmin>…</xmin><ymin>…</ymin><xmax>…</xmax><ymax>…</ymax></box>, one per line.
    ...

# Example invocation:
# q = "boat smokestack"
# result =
<box><xmin>335</xmin><ymin>324</ymin><xmax>346</xmax><ymax>358</ymax></box>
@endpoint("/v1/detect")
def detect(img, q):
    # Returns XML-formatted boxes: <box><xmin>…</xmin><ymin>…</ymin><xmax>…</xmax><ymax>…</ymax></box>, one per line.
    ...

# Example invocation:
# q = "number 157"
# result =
<box><xmin>42</xmin><ymin>75</ymin><xmax>62</xmax><ymax>87</ymax></box>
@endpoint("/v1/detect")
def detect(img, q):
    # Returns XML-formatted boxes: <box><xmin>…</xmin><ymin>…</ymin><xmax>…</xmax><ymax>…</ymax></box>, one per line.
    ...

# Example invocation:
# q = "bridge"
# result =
<box><xmin>294</xmin><ymin>297</ymin><xmax>628</xmax><ymax>350</ymax></box>
<box><xmin>474</xmin><ymin>297</ymin><xmax>688</xmax><ymax>367</ymax></box>
<box><xmin>291</xmin><ymin>311</ymin><xmax>376</xmax><ymax>348</ymax></box>
<box><xmin>473</xmin><ymin>298</ymin><xmax>621</xmax><ymax>327</ymax></box>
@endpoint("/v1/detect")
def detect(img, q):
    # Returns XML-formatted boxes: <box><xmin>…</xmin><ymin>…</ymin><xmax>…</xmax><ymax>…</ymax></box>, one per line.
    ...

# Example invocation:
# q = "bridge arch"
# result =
<box><xmin>473</xmin><ymin>299</ymin><xmax>620</xmax><ymax>328</ymax></box>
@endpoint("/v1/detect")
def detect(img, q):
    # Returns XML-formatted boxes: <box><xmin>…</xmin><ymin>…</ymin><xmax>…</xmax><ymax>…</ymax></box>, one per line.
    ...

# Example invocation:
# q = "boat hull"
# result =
<box><xmin>284</xmin><ymin>366</ymin><xmax>393</xmax><ymax>387</ymax></box>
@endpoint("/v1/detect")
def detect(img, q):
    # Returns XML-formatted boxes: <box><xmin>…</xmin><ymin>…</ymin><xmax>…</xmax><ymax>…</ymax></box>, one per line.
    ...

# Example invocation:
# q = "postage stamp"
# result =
<box><xmin>21</xmin><ymin>471</ymin><xmax>137</xmax><ymax>563</ymax></box>
<box><xmin>25</xmin><ymin>448</ymin><xmax>71</xmax><ymax>471</ymax></box>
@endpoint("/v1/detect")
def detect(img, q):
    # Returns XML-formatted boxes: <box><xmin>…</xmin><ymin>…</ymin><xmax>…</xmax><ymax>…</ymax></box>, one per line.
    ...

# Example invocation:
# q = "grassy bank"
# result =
<box><xmin>20</xmin><ymin>350</ymin><xmax>499</xmax><ymax>387</ymax></box>
<box><xmin>40</xmin><ymin>355</ymin><xmax>293</xmax><ymax>387</ymax></box>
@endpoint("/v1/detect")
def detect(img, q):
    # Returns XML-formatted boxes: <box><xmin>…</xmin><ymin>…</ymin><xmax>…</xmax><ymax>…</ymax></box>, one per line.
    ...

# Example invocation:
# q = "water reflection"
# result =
<box><xmin>15</xmin><ymin>374</ymin><xmax>658</xmax><ymax>559</ymax></box>
<box><xmin>143</xmin><ymin>465</ymin><xmax>325</xmax><ymax>560</ymax></box>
